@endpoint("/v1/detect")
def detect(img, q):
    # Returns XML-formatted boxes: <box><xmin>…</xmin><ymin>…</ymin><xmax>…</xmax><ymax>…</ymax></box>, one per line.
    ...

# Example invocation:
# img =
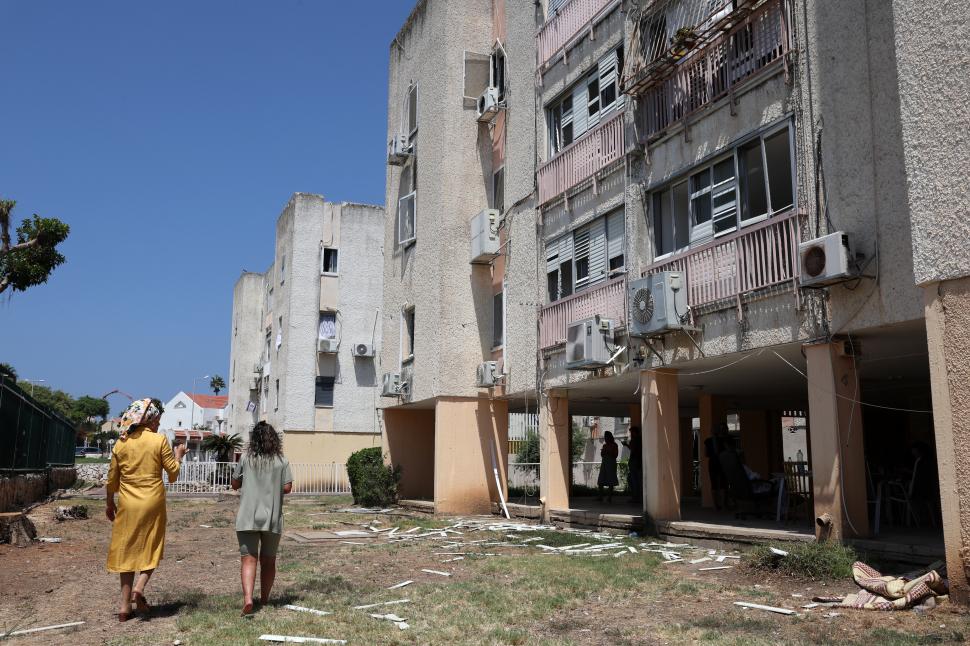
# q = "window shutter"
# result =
<box><xmin>586</xmin><ymin>216</ymin><xmax>608</xmax><ymax>286</ymax></box>
<box><xmin>573</xmin><ymin>225</ymin><xmax>591</xmax><ymax>288</ymax></box>
<box><xmin>572</xmin><ymin>82</ymin><xmax>588</xmax><ymax>139</ymax></box>
<box><xmin>546</xmin><ymin>234</ymin><xmax>572</xmax><ymax>273</ymax></box>
<box><xmin>550</xmin><ymin>0</ymin><xmax>569</xmax><ymax>12</ymax></box>
<box><xmin>607</xmin><ymin>211</ymin><xmax>625</xmax><ymax>265</ymax></box>
<box><xmin>598</xmin><ymin>50</ymin><xmax>619</xmax><ymax>113</ymax></box>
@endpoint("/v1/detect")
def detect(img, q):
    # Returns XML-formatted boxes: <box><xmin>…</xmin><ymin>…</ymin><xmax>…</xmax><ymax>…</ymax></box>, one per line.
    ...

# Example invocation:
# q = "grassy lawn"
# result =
<box><xmin>3</xmin><ymin>496</ymin><xmax>967</xmax><ymax>646</ymax></box>
<box><xmin>75</xmin><ymin>456</ymin><xmax>110</xmax><ymax>464</ymax></box>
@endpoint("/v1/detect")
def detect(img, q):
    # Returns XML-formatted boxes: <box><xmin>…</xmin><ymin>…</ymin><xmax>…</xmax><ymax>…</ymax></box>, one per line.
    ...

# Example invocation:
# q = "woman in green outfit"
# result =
<box><xmin>231</xmin><ymin>421</ymin><xmax>293</xmax><ymax>616</ymax></box>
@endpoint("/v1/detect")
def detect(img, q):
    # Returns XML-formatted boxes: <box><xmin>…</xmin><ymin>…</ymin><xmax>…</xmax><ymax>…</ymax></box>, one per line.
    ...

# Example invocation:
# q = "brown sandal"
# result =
<box><xmin>241</xmin><ymin>602</ymin><xmax>254</xmax><ymax>617</ymax></box>
<box><xmin>118</xmin><ymin>612</ymin><xmax>132</xmax><ymax>622</ymax></box>
<box><xmin>131</xmin><ymin>591</ymin><xmax>151</xmax><ymax>615</ymax></box>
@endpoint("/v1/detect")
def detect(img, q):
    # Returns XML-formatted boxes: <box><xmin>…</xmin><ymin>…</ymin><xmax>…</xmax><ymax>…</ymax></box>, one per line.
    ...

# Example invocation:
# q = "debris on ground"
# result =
<box><xmin>54</xmin><ymin>505</ymin><xmax>88</xmax><ymax>521</ymax></box>
<box><xmin>284</xmin><ymin>604</ymin><xmax>332</xmax><ymax>616</ymax></box>
<box><xmin>734</xmin><ymin>601</ymin><xmax>797</xmax><ymax>616</ymax></box>
<box><xmin>834</xmin><ymin>561</ymin><xmax>949</xmax><ymax>611</ymax></box>
<box><xmin>353</xmin><ymin>599</ymin><xmax>410</xmax><ymax>610</ymax></box>
<box><xmin>0</xmin><ymin>511</ymin><xmax>37</xmax><ymax>547</ymax></box>
<box><xmin>0</xmin><ymin>621</ymin><xmax>86</xmax><ymax>638</ymax></box>
<box><xmin>37</xmin><ymin>537</ymin><xmax>62</xmax><ymax>543</ymax></box>
<box><xmin>387</xmin><ymin>580</ymin><xmax>413</xmax><ymax>589</ymax></box>
<box><xmin>259</xmin><ymin>635</ymin><xmax>347</xmax><ymax>644</ymax></box>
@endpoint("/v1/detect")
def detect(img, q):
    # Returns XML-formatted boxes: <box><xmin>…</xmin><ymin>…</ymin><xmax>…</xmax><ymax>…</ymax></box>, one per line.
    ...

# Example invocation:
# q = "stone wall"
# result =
<box><xmin>0</xmin><ymin>468</ymin><xmax>76</xmax><ymax>513</ymax></box>
<box><xmin>75</xmin><ymin>463</ymin><xmax>110</xmax><ymax>486</ymax></box>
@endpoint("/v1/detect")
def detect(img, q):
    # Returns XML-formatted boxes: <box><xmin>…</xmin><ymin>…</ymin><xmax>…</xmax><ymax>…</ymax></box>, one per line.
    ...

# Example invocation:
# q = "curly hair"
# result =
<box><xmin>248</xmin><ymin>421</ymin><xmax>283</xmax><ymax>461</ymax></box>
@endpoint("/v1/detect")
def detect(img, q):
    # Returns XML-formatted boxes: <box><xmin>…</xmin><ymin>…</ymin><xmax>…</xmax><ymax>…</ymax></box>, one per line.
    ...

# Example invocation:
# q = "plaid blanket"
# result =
<box><xmin>838</xmin><ymin>562</ymin><xmax>949</xmax><ymax>611</ymax></box>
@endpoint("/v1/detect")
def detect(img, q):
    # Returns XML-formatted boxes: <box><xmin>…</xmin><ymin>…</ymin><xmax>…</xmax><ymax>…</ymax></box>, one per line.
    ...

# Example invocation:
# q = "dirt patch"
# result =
<box><xmin>0</xmin><ymin>496</ymin><xmax>966</xmax><ymax>645</ymax></box>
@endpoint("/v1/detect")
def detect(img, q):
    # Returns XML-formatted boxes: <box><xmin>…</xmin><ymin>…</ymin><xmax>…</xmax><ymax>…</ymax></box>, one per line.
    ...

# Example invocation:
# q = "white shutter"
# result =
<box><xmin>607</xmin><ymin>210</ymin><xmax>625</xmax><ymax>266</ymax></box>
<box><xmin>550</xmin><ymin>0</ymin><xmax>569</xmax><ymax>12</ymax></box>
<box><xmin>598</xmin><ymin>49</ymin><xmax>620</xmax><ymax>114</ymax></box>
<box><xmin>573</xmin><ymin>225</ymin><xmax>591</xmax><ymax>288</ymax></box>
<box><xmin>586</xmin><ymin>216</ymin><xmax>608</xmax><ymax>286</ymax></box>
<box><xmin>572</xmin><ymin>82</ymin><xmax>588</xmax><ymax>139</ymax></box>
<box><xmin>546</xmin><ymin>234</ymin><xmax>572</xmax><ymax>273</ymax></box>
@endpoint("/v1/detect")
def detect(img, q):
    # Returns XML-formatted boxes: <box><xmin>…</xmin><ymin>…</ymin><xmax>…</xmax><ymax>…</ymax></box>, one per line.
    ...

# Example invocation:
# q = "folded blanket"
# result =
<box><xmin>838</xmin><ymin>562</ymin><xmax>948</xmax><ymax>611</ymax></box>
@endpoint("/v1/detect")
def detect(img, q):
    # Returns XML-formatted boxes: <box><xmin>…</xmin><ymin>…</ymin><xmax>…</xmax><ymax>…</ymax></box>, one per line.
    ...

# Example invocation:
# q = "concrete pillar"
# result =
<box><xmin>539</xmin><ymin>389</ymin><xmax>570</xmax><ymax>519</ymax></box>
<box><xmin>698</xmin><ymin>394</ymin><xmax>726</xmax><ymax>508</ymax></box>
<box><xmin>641</xmin><ymin>369</ymin><xmax>681</xmax><ymax>525</ymax></box>
<box><xmin>804</xmin><ymin>342</ymin><xmax>869</xmax><ymax>540</ymax></box>
<box><xmin>433</xmin><ymin>397</ymin><xmax>509</xmax><ymax>515</ymax></box>
<box><xmin>924</xmin><ymin>278</ymin><xmax>970</xmax><ymax>602</ymax></box>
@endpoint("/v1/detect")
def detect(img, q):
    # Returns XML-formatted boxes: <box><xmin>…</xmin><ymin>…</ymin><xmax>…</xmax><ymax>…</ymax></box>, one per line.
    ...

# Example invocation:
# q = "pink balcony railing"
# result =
<box><xmin>644</xmin><ymin>210</ymin><xmax>802</xmax><ymax>314</ymax></box>
<box><xmin>638</xmin><ymin>0</ymin><xmax>789</xmax><ymax>137</ymax></box>
<box><xmin>540</xmin><ymin>276</ymin><xmax>626</xmax><ymax>349</ymax></box>
<box><xmin>537</xmin><ymin>0</ymin><xmax>619</xmax><ymax>69</ymax></box>
<box><xmin>538</xmin><ymin>110</ymin><xmax>624</xmax><ymax>205</ymax></box>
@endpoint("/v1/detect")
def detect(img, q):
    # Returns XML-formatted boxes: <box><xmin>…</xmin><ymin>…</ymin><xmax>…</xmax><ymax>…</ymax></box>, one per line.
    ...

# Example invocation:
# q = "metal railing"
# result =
<box><xmin>644</xmin><ymin>210</ymin><xmax>802</xmax><ymax>314</ymax></box>
<box><xmin>540</xmin><ymin>276</ymin><xmax>627</xmax><ymax>349</ymax></box>
<box><xmin>506</xmin><ymin>461</ymin><xmax>627</xmax><ymax>493</ymax></box>
<box><xmin>538</xmin><ymin>110</ymin><xmax>625</xmax><ymax>205</ymax></box>
<box><xmin>164</xmin><ymin>461</ymin><xmax>351</xmax><ymax>495</ymax></box>
<box><xmin>537</xmin><ymin>0</ymin><xmax>619</xmax><ymax>69</ymax></box>
<box><xmin>0</xmin><ymin>377</ymin><xmax>77</xmax><ymax>471</ymax></box>
<box><xmin>638</xmin><ymin>0</ymin><xmax>788</xmax><ymax>138</ymax></box>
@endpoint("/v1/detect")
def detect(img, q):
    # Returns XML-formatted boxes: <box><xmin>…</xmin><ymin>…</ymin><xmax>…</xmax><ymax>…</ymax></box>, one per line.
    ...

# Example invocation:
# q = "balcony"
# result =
<box><xmin>644</xmin><ymin>210</ymin><xmax>802</xmax><ymax>315</ymax></box>
<box><xmin>627</xmin><ymin>0</ymin><xmax>789</xmax><ymax>138</ymax></box>
<box><xmin>536</xmin><ymin>0</ymin><xmax>620</xmax><ymax>71</ymax></box>
<box><xmin>537</xmin><ymin>110</ymin><xmax>624</xmax><ymax>206</ymax></box>
<box><xmin>540</xmin><ymin>276</ymin><xmax>626</xmax><ymax>350</ymax></box>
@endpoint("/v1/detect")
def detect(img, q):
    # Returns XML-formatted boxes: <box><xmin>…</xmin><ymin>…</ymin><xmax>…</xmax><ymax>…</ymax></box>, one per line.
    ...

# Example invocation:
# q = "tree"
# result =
<box><xmin>0</xmin><ymin>363</ymin><xmax>16</xmax><ymax>382</ymax></box>
<box><xmin>201</xmin><ymin>433</ymin><xmax>242</xmax><ymax>462</ymax></box>
<box><xmin>209</xmin><ymin>375</ymin><xmax>226</xmax><ymax>395</ymax></box>
<box><xmin>0</xmin><ymin>199</ymin><xmax>70</xmax><ymax>295</ymax></box>
<box><xmin>73</xmin><ymin>396</ymin><xmax>111</xmax><ymax>438</ymax></box>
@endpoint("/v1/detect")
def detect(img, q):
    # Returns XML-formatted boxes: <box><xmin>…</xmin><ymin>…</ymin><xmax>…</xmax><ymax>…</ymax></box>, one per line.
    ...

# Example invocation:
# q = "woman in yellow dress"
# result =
<box><xmin>105</xmin><ymin>398</ymin><xmax>187</xmax><ymax>621</ymax></box>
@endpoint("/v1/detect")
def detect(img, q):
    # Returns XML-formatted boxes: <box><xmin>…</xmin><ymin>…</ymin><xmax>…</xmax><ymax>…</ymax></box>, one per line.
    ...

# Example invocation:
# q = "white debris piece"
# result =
<box><xmin>259</xmin><ymin>636</ymin><xmax>347</xmax><ymax>645</ymax></box>
<box><xmin>801</xmin><ymin>603</ymin><xmax>820</xmax><ymax>609</ymax></box>
<box><xmin>628</xmin><ymin>546</ymin><xmax>637</xmax><ymax>554</ymax></box>
<box><xmin>421</xmin><ymin>569</ymin><xmax>452</xmax><ymax>577</ymax></box>
<box><xmin>369</xmin><ymin>613</ymin><xmax>408</xmax><ymax>623</ymax></box>
<box><xmin>0</xmin><ymin>622</ymin><xmax>85</xmax><ymax>638</ymax></box>
<box><xmin>442</xmin><ymin>556</ymin><xmax>465</xmax><ymax>563</ymax></box>
<box><xmin>733</xmin><ymin>602</ymin><xmax>797</xmax><ymax>616</ymax></box>
<box><xmin>690</xmin><ymin>557</ymin><xmax>712</xmax><ymax>565</ymax></box>
<box><xmin>698</xmin><ymin>566</ymin><xmax>733</xmax><ymax>572</ymax></box>
<box><xmin>353</xmin><ymin>599</ymin><xmax>411</xmax><ymax>610</ymax></box>
<box><xmin>387</xmin><ymin>580</ymin><xmax>414</xmax><ymax>590</ymax></box>
<box><xmin>37</xmin><ymin>537</ymin><xmax>62</xmax><ymax>543</ymax></box>
<box><xmin>334</xmin><ymin>530</ymin><xmax>371</xmax><ymax>538</ymax></box>
<box><xmin>285</xmin><ymin>605</ymin><xmax>332</xmax><ymax>617</ymax></box>
<box><xmin>769</xmin><ymin>547</ymin><xmax>789</xmax><ymax>557</ymax></box>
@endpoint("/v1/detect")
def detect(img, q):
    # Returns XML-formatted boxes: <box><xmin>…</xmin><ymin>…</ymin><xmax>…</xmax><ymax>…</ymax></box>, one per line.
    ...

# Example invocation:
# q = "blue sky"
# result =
<box><xmin>0</xmin><ymin>1</ymin><xmax>414</xmax><ymax>411</ymax></box>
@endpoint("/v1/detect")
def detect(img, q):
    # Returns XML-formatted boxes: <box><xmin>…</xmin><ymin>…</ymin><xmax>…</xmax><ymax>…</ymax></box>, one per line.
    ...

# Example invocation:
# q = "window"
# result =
<box><xmin>315</xmin><ymin>376</ymin><xmax>335</xmax><ymax>407</ymax></box>
<box><xmin>491</xmin><ymin>47</ymin><xmax>506</xmax><ymax>101</ymax></box>
<box><xmin>547</xmin><ymin>47</ymin><xmax>623</xmax><ymax>156</ymax></box>
<box><xmin>492</xmin><ymin>167</ymin><xmax>505</xmax><ymax>213</ymax></box>
<box><xmin>547</xmin><ymin>211</ymin><xmax>624</xmax><ymax>300</ymax></box>
<box><xmin>402</xmin><ymin>307</ymin><xmax>415</xmax><ymax>361</ymax></box>
<box><xmin>398</xmin><ymin>192</ymin><xmax>416</xmax><ymax>245</ymax></box>
<box><xmin>493</xmin><ymin>292</ymin><xmax>504</xmax><ymax>348</ymax></box>
<box><xmin>322</xmin><ymin>247</ymin><xmax>339</xmax><ymax>275</ymax></box>
<box><xmin>651</xmin><ymin>123</ymin><xmax>795</xmax><ymax>255</ymax></box>
<box><xmin>275</xmin><ymin>379</ymin><xmax>280</xmax><ymax>411</ymax></box>
<box><xmin>174</xmin><ymin>401</ymin><xmax>186</xmax><ymax>409</ymax></box>
<box><xmin>262</xmin><ymin>378</ymin><xmax>268</xmax><ymax>414</ymax></box>
<box><xmin>276</xmin><ymin>316</ymin><xmax>283</xmax><ymax>351</ymax></box>
<box><xmin>279</xmin><ymin>253</ymin><xmax>286</xmax><ymax>284</ymax></box>
<box><xmin>404</xmin><ymin>83</ymin><xmax>418</xmax><ymax>139</ymax></box>
<box><xmin>318</xmin><ymin>312</ymin><xmax>337</xmax><ymax>340</ymax></box>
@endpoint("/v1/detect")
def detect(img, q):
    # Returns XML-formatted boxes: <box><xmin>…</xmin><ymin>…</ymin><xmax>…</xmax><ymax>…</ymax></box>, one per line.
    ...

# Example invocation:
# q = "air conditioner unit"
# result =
<box><xmin>566</xmin><ymin>316</ymin><xmax>614</xmax><ymax>370</ymax></box>
<box><xmin>381</xmin><ymin>372</ymin><xmax>403</xmax><ymax>397</ymax></box>
<box><xmin>477</xmin><ymin>87</ymin><xmax>500</xmax><ymax>122</ymax></box>
<box><xmin>352</xmin><ymin>343</ymin><xmax>376</xmax><ymax>358</ymax></box>
<box><xmin>628</xmin><ymin>272</ymin><xmax>688</xmax><ymax>337</ymax></box>
<box><xmin>476</xmin><ymin>361</ymin><xmax>500</xmax><ymax>387</ymax></box>
<box><xmin>470</xmin><ymin>209</ymin><xmax>501</xmax><ymax>264</ymax></box>
<box><xmin>318</xmin><ymin>338</ymin><xmax>339</xmax><ymax>353</ymax></box>
<box><xmin>387</xmin><ymin>133</ymin><xmax>411</xmax><ymax>165</ymax></box>
<box><xmin>799</xmin><ymin>231</ymin><xmax>853</xmax><ymax>287</ymax></box>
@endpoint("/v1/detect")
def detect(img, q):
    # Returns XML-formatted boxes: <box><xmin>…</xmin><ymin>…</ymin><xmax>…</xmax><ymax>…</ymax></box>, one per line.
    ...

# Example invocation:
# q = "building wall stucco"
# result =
<box><xmin>227</xmin><ymin>272</ymin><xmax>266</xmax><ymax>440</ymax></box>
<box><xmin>382</xmin><ymin>407</ymin><xmax>436</xmax><ymax>500</ymax></box>
<box><xmin>282</xmin><ymin>430</ymin><xmax>381</xmax><ymax>468</ymax></box>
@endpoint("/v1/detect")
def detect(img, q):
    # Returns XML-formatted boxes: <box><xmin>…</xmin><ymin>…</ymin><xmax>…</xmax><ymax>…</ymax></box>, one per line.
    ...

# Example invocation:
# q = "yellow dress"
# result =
<box><xmin>106</xmin><ymin>428</ymin><xmax>180</xmax><ymax>573</ymax></box>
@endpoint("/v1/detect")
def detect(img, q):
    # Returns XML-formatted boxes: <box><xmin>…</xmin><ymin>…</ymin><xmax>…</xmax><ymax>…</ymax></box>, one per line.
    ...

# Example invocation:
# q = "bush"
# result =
<box><xmin>745</xmin><ymin>541</ymin><xmax>858</xmax><ymax>580</ymax></box>
<box><xmin>346</xmin><ymin>447</ymin><xmax>400</xmax><ymax>507</ymax></box>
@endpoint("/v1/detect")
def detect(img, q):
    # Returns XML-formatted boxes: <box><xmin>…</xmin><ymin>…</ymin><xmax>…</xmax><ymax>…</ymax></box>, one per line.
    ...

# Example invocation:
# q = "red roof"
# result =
<box><xmin>187</xmin><ymin>393</ymin><xmax>228</xmax><ymax>410</ymax></box>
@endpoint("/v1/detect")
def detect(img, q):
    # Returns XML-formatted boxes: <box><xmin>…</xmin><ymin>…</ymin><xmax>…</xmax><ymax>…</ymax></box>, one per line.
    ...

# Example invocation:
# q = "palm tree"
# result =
<box><xmin>201</xmin><ymin>432</ymin><xmax>242</xmax><ymax>462</ymax></box>
<box><xmin>0</xmin><ymin>363</ymin><xmax>16</xmax><ymax>383</ymax></box>
<box><xmin>209</xmin><ymin>375</ymin><xmax>226</xmax><ymax>395</ymax></box>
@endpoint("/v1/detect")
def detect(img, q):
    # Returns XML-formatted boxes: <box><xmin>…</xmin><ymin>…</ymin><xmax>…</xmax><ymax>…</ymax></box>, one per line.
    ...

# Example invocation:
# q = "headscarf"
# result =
<box><xmin>118</xmin><ymin>398</ymin><xmax>162</xmax><ymax>439</ymax></box>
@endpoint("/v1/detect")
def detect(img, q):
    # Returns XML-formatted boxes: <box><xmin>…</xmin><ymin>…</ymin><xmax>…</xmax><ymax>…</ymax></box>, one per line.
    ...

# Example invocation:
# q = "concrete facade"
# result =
<box><xmin>227</xmin><ymin>194</ymin><xmax>385</xmax><ymax>466</ymax></box>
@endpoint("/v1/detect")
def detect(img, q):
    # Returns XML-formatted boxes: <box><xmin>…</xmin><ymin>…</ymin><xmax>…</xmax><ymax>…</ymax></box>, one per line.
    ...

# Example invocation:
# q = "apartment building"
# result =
<box><xmin>378</xmin><ymin>0</ymin><xmax>538</xmax><ymax>514</ymax></box>
<box><xmin>227</xmin><ymin>193</ymin><xmax>385</xmax><ymax>467</ymax></box>
<box><xmin>521</xmin><ymin>0</ymin><xmax>969</xmax><ymax>599</ymax></box>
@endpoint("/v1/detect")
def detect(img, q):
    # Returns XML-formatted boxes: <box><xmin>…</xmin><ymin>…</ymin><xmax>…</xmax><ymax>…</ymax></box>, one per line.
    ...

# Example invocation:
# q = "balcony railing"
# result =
<box><xmin>538</xmin><ymin>110</ymin><xmax>624</xmax><ymax>206</ymax></box>
<box><xmin>635</xmin><ymin>0</ymin><xmax>789</xmax><ymax>138</ymax></box>
<box><xmin>537</xmin><ymin>0</ymin><xmax>619</xmax><ymax>70</ymax></box>
<box><xmin>643</xmin><ymin>210</ymin><xmax>802</xmax><ymax>315</ymax></box>
<box><xmin>540</xmin><ymin>276</ymin><xmax>626</xmax><ymax>349</ymax></box>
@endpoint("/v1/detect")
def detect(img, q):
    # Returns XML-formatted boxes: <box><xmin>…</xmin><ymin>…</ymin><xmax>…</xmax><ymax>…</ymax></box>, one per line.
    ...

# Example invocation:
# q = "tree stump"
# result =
<box><xmin>0</xmin><ymin>512</ymin><xmax>37</xmax><ymax>547</ymax></box>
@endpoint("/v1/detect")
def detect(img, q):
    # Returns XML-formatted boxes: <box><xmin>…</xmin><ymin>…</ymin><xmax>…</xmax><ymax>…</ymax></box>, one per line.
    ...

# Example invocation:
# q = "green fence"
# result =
<box><xmin>0</xmin><ymin>377</ymin><xmax>76</xmax><ymax>470</ymax></box>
